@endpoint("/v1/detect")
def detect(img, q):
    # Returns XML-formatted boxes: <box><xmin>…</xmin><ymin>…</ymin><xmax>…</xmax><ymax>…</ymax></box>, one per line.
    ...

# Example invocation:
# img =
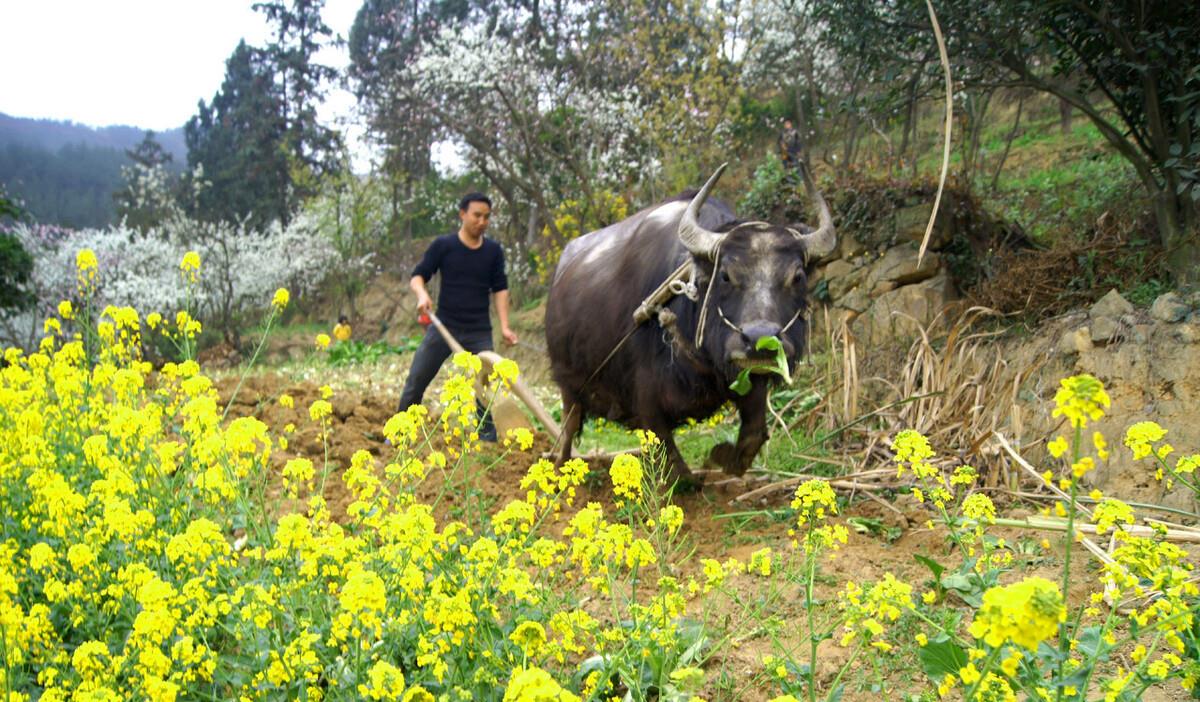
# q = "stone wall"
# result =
<box><xmin>809</xmin><ymin>198</ymin><xmax>974</xmax><ymax>345</ymax></box>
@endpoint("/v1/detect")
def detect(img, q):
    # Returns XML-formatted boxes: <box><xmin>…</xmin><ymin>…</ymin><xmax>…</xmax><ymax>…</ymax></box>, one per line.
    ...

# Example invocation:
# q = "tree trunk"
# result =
<box><xmin>526</xmin><ymin>205</ymin><xmax>541</xmax><ymax>247</ymax></box>
<box><xmin>1155</xmin><ymin>192</ymin><xmax>1200</xmax><ymax>289</ymax></box>
<box><xmin>802</xmin><ymin>50</ymin><xmax>822</xmax><ymax>148</ymax></box>
<box><xmin>405</xmin><ymin>178</ymin><xmax>414</xmax><ymax>241</ymax></box>
<box><xmin>1059</xmin><ymin>97</ymin><xmax>1073</xmax><ymax>136</ymax></box>
<box><xmin>991</xmin><ymin>95</ymin><xmax>1024</xmax><ymax>190</ymax></box>
<box><xmin>793</xmin><ymin>84</ymin><xmax>810</xmax><ymax>156</ymax></box>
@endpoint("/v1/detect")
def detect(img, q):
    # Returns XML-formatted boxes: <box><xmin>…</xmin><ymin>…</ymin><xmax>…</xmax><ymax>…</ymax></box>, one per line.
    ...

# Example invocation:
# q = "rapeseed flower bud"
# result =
<box><xmin>1092</xmin><ymin>498</ymin><xmax>1134</xmax><ymax>535</ymax></box>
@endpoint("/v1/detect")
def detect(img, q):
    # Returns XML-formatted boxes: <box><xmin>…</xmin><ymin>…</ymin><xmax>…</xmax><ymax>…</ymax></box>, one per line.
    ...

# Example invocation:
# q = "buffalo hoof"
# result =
<box><xmin>705</xmin><ymin>442</ymin><xmax>746</xmax><ymax>476</ymax></box>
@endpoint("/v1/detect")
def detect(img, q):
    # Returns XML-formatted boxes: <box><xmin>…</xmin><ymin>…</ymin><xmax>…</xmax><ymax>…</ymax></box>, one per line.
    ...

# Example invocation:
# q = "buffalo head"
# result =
<box><xmin>677</xmin><ymin>163</ymin><xmax>836</xmax><ymax>379</ymax></box>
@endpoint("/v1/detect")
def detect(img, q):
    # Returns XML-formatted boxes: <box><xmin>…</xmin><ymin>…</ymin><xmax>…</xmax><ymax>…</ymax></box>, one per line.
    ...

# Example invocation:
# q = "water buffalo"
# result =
<box><xmin>544</xmin><ymin>164</ymin><xmax>836</xmax><ymax>483</ymax></box>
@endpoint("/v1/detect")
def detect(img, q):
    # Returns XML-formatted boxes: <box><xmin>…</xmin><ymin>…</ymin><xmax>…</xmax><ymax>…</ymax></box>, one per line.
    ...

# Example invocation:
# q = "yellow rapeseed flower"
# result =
<box><xmin>1052</xmin><ymin>374</ymin><xmax>1110</xmax><ymax>428</ymax></box>
<box><xmin>976</xmin><ymin>672</ymin><xmax>1016</xmax><ymax>702</ymax></box>
<box><xmin>961</xmin><ymin>493</ymin><xmax>996</xmax><ymax>524</ymax></box>
<box><xmin>504</xmin><ymin>427</ymin><xmax>535</xmax><ymax>451</ymax></box>
<box><xmin>179</xmin><ymin>251</ymin><xmax>201</xmax><ymax>282</ymax></box>
<box><xmin>609</xmin><ymin>454</ymin><xmax>643</xmax><ymax>504</ymax></box>
<box><xmin>309</xmin><ymin>399</ymin><xmax>332</xmax><ymax>422</ymax></box>
<box><xmin>358</xmin><ymin>660</ymin><xmax>406</xmax><ymax>700</ymax></box>
<box><xmin>271</xmin><ymin>287</ymin><xmax>290</xmax><ymax>311</ymax></box>
<box><xmin>1092</xmin><ymin>499</ymin><xmax>1134</xmax><ymax>535</ymax></box>
<box><xmin>968</xmin><ymin>576</ymin><xmax>1065</xmax><ymax>650</ymax></box>
<box><xmin>452</xmin><ymin>351</ymin><xmax>482</xmax><ymax>374</ymax></box>
<box><xmin>502</xmin><ymin>665</ymin><xmax>580</xmax><ymax>702</ymax></box>
<box><xmin>748</xmin><ymin>547</ymin><xmax>772</xmax><ymax>576</ymax></box>
<box><xmin>76</xmin><ymin>248</ymin><xmax>99</xmax><ymax>280</ymax></box>
<box><xmin>510</xmin><ymin>621</ymin><xmax>548</xmax><ymax>657</ymax></box>
<box><xmin>315</xmin><ymin>333</ymin><xmax>331</xmax><ymax>350</ymax></box>
<box><xmin>490</xmin><ymin>358</ymin><xmax>520</xmax><ymax>385</ymax></box>
<box><xmin>659</xmin><ymin>504</ymin><xmax>684</xmax><ymax>535</ymax></box>
<box><xmin>1124</xmin><ymin>421</ymin><xmax>1167</xmax><ymax>460</ymax></box>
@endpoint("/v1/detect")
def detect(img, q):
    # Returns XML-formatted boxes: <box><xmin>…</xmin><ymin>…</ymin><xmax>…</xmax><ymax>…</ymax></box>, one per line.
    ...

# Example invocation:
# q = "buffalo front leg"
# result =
<box><xmin>644</xmin><ymin>419</ymin><xmax>703</xmax><ymax>491</ymax></box>
<box><xmin>708</xmin><ymin>381</ymin><xmax>770</xmax><ymax>476</ymax></box>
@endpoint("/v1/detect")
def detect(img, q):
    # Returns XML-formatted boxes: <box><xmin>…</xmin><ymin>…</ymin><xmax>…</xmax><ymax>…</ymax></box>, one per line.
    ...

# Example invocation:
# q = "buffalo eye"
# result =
<box><xmin>720</xmin><ymin>270</ymin><xmax>732</xmax><ymax>284</ymax></box>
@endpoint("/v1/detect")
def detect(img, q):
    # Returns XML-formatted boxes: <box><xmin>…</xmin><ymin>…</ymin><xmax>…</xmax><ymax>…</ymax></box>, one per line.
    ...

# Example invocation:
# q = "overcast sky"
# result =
<box><xmin>1</xmin><ymin>0</ymin><xmax>384</xmax><ymax>167</ymax></box>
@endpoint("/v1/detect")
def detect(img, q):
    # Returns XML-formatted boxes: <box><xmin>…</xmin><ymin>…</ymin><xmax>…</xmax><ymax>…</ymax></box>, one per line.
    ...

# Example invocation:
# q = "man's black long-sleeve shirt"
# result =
<box><xmin>412</xmin><ymin>233</ymin><xmax>508</xmax><ymax>332</ymax></box>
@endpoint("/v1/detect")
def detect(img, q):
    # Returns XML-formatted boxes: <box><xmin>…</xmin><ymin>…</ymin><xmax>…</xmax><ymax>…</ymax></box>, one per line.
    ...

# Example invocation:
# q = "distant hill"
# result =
<box><xmin>0</xmin><ymin>113</ymin><xmax>186</xmax><ymax>161</ymax></box>
<box><xmin>0</xmin><ymin>113</ymin><xmax>186</xmax><ymax>229</ymax></box>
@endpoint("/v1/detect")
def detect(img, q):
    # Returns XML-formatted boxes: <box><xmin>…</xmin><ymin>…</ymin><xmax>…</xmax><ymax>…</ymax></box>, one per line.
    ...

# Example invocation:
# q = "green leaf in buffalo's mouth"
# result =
<box><xmin>729</xmin><ymin>336</ymin><xmax>792</xmax><ymax>395</ymax></box>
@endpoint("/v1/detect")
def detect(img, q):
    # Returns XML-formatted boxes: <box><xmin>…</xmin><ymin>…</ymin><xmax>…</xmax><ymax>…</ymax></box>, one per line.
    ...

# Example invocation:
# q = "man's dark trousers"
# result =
<box><xmin>398</xmin><ymin>325</ymin><xmax>497</xmax><ymax>439</ymax></box>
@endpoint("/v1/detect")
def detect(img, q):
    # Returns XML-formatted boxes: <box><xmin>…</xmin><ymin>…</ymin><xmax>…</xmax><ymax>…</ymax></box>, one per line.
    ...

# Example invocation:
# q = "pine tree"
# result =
<box><xmin>254</xmin><ymin>0</ymin><xmax>342</xmax><ymax>211</ymax></box>
<box><xmin>185</xmin><ymin>41</ymin><xmax>290</xmax><ymax>229</ymax></box>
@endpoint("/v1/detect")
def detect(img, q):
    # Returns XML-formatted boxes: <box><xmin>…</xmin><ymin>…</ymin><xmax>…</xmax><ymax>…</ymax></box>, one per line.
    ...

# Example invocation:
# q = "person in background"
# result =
<box><xmin>333</xmin><ymin>315</ymin><xmax>352</xmax><ymax>343</ymax></box>
<box><xmin>396</xmin><ymin>192</ymin><xmax>518</xmax><ymax>441</ymax></box>
<box><xmin>778</xmin><ymin>118</ymin><xmax>806</xmax><ymax>177</ymax></box>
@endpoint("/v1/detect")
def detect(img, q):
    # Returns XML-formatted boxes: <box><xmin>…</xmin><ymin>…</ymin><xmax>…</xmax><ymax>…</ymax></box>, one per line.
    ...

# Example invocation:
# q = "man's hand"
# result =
<box><xmin>501</xmin><ymin>326</ymin><xmax>518</xmax><ymax>346</ymax></box>
<box><xmin>415</xmin><ymin>292</ymin><xmax>433</xmax><ymax>315</ymax></box>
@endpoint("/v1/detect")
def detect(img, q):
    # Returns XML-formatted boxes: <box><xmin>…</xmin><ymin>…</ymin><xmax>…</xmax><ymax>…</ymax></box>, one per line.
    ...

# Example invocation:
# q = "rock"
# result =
<box><xmin>1175</xmin><ymin>323</ymin><xmax>1200</xmax><ymax>344</ymax></box>
<box><xmin>892</xmin><ymin>202</ymin><xmax>953</xmax><ymax>249</ymax></box>
<box><xmin>837</xmin><ymin>286</ymin><xmax>872</xmax><ymax>314</ymax></box>
<box><xmin>1059</xmin><ymin>327</ymin><xmax>1093</xmax><ymax>355</ymax></box>
<box><xmin>853</xmin><ymin>272</ymin><xmax>956</xmax><ymax>345</ymax></box>
<box><xmin>1150</xmin><ymin>292</ymin><xmax>1190</xmax><ymax>323</ymax></box>
<box><xmin>839</xmin><ymin>230</ymin><xmax>869</xmax><ymax>258</ymax></box>
<box><xmin>871</xmin><ymin>281</ymin><xmax>898</xmax><ymax>297</ymax></box>
<box><xmin>1091</xmin><ymin>316</ymin><xmax>1122</xmax><ymax>343</ymax></box>
<box><xmin>863</xmin><ymin>242</ymin><xmax>942</xmax><ymax>291</ymax></box>
<box><xmin>822</xmin><ymin>260</ymin><xmax>866</xmax><ymax>302</ymax></box>
<box><xmin>1090</xmin><ymin>288</ymin><xmax>1134</xmax><ymax>320</ymax></box>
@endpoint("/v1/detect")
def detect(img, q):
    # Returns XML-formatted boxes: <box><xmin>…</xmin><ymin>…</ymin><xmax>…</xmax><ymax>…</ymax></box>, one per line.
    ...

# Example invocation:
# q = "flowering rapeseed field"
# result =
<box><xmin>2</xmin><ymin>251</ymin><xmax>1199</xmax><ymax>701</ymax></box>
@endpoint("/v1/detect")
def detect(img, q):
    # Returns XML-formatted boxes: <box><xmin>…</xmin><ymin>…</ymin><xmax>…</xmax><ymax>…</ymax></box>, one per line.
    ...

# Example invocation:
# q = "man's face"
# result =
<box><xmin>460</xmin><ymin>201</ymin><xmax>491</xmax><ymax>237</ymax></box>
<box><xmin>783</xmin><ymin>120</ymin><xmax>793</xmax><ymax>130</ymax></box>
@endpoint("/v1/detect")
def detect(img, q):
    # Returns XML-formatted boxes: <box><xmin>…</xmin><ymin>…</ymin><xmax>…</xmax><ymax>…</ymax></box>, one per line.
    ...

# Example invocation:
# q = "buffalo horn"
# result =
<box><xmin>678</xmin><ymin>162</ymin><xmax>728</xmax><ymax>259</ymax></box>
<box><xmin>795</xmin><ymin>164</ymin><xmax>836</xmax><ymax>260</ymax></box>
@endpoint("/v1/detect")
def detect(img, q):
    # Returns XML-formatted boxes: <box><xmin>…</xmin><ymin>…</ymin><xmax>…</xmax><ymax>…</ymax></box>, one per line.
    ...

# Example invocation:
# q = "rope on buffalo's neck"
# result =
<box><xmin>694</xmin><ymin>243</ymin><xmax>723</xmax><ymax>348</ymax></box>
<box><xmin>715</xmin><ymin>303</ymin><xmax>806</xmax><ymax>338</ymax></box>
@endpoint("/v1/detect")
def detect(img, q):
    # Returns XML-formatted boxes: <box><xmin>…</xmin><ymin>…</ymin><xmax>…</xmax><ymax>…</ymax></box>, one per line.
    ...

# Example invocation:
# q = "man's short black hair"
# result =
<box><xmin>459</xmin><ymin>192</ymin><xmax>492</xmax><ymax>211</ymax></box>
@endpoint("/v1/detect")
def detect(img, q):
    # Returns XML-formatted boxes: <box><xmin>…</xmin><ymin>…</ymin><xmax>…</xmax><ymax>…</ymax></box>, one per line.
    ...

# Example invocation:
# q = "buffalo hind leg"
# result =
<box><xmin>708</xmin><ymin>381</ymin><xmax>770</xmax><ymax>476</ymax></box>
<box><xmin>554</xmin><ymin>390</ymin><xmax>584</xmax><ymax>467</ymax></box>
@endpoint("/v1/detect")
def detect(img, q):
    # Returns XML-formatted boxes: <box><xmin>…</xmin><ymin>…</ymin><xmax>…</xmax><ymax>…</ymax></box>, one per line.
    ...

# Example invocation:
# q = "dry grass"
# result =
<box><xmin>798</xmin><ymin>306</ymin><xmax>1052</xmax><ymax>489</ymax></box>
<box><xmin>969</xmin><ymin>211</ymin><xmax>1165</xmax><ymax>317</ymax></box>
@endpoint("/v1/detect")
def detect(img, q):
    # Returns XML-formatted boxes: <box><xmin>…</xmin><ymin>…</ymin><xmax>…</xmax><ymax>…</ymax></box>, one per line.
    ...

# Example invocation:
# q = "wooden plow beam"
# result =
<box><xmin>427</xmin><ymin>313</ymin><xmax>561</xmax><ymax>439</ymax></box>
